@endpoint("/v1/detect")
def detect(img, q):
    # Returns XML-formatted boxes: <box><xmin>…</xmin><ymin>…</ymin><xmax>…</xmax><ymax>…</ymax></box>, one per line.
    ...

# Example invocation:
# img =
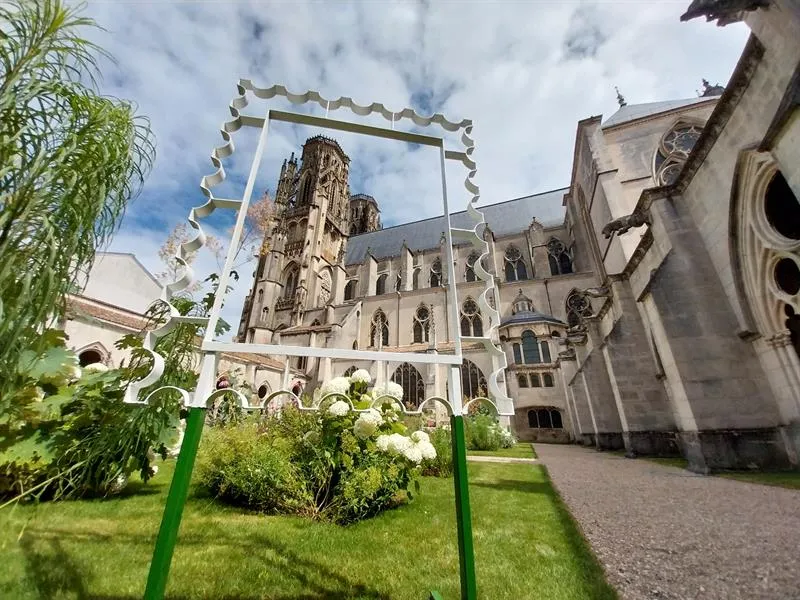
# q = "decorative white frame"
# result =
<box><xmin>124</xmin><ymin>82</ymin><xmax>513</xmax><ymax>415</ymax></box>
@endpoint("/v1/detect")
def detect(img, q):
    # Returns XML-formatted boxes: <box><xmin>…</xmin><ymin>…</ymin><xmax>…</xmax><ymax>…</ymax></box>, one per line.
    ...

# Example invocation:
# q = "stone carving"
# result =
<box><xmin>558</xmin><ymin>347</ymin><xmax>577</xmax><ymax>361</ymax></box>
<box><xmin>679</xmin><ymin>0</ymin><xmax>769</xmax><ymax>26</ymax></box>
<box><xmin>583</xmin><ymin>285</ymin><xmax>611</xmax><ymax>298</ymax></box>
<box><xmin>601</xmin><ymin>209</ymin><xmax>650</xmax><ymax>239</ymax></box>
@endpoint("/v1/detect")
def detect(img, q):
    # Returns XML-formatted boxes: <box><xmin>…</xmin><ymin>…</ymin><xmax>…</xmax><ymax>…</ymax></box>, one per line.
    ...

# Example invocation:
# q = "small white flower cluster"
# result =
<box><xmin>349</xmin><ymin>369</ymin><xmax>372</xmax><ymax>384</ymax></box>
<box><xmin>320</xmin><ymin>376</ymin><xmax>351</xmax><ymax>397</ymax></box>
<box><xmin>353</xmin><ymin>408</ymin><xmax>382</xmax><ymax>439</ymax></box>
<box><xmin>327</xmin><ymin>400</ymin><xmax>350</xmax><ymax>416</ymax></box>
<box><xmin>84</xmin><ymin>362</ymin><xmax>109</xmax><ymax>373</ymax></box>
<box><xmin>376</xmin><ymin>430</ymin><xmax>437</xmax><ymax>465</ymax></box>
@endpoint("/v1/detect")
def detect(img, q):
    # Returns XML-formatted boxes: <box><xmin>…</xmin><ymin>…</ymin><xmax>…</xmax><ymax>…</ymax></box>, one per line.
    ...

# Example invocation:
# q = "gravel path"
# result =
<box><xmin>535</xmin><ymin>444</ymin><xmax>800</xmax><ymax>600</ymax></box>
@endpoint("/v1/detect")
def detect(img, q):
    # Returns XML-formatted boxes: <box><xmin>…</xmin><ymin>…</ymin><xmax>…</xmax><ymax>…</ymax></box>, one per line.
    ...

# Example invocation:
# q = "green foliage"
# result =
<box><xmin>421</xmin><ymin>427</ymin><xmax>453</xmax><ymax>478</ymax></box>
<box><xmin>0</xmin><ymin>0</ymin><xmax>155</xmax><ymax>401</ymax></box>
<box><xmin>196</xmin><ymin>400</ymin><xmax>425</xmax><ymax>525</ymax></box>
<box><xmin>464</xmin><ymin>414</ymin><xmax>516</xmax><ymax>451</ymax></box>
<box><xmin>0</xmin><ymin>340</ymin><xmax>179</xmax><ymax>500</ymax></box>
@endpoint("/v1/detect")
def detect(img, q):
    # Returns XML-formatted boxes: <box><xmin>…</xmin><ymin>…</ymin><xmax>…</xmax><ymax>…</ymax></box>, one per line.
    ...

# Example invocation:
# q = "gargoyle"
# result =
<box><xmin>583</xmin><ymin>285</ymin><xmax>611</xmax><ymax>298</ymax></box>
<box><xmin>680</xmin><ymin>0</ymin><xmax>769</xmax><ymax>26</ymax></box>
<box><xmin>601</xmin><ymin>210</ymin><xmax>650</xmax><ymax>239</ymax></box>
<box><xmin>558</xmin><ymin>347</ymin><xmax>577</xmax><ymax>361</ymax></box>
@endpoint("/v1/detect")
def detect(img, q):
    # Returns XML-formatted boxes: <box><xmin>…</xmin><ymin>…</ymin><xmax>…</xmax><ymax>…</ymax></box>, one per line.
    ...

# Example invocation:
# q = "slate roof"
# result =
<box><xmin>345</xmin><ymin>187</ymin><xmax>568</xmax><ymax>265</ymax></box>
<box><xmin>500</xmin><ymin>311</ymin><xmax>565</xmax><ymax>327</ymax></box>
<box><xmin>601</xmin><ymin>96</ymin><xmax>719</xmax><ymax>129</ymax></box>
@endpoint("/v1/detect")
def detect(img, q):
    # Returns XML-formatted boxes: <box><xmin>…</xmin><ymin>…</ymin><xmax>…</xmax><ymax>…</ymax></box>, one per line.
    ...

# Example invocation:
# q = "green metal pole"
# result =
<box><xmin>143</xmin><ymin>407</ymin><xmax>206</xmax><ymax>600</ymax></box>
<box><xmin>450</xmin><ymin>413</ymin><xmax>477</xmax><ymax>600</ymax></box>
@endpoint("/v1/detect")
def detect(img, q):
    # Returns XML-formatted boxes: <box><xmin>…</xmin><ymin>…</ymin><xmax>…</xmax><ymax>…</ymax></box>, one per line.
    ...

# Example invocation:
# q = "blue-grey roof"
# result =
<box><xmin>500</xmin><ymin>310</ymin><xmax>565</xmax><ymax>327</ymax></box>
<box><xmin>601</xmin><ymin>96</ymin><xmax>719</xmax><ymax>129</ymax></box>
<box><xmin>345</xmin><ymin>188</ymin><xmax>567</xmax><ymax>265</ymax></box>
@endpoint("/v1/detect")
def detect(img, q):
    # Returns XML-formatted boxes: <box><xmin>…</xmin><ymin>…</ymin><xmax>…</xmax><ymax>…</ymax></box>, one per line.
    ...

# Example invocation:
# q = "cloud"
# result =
<box><xmin>80</xmin><ymin>0</ymin><xmax>750</xmax><ymax>335</ymax></box>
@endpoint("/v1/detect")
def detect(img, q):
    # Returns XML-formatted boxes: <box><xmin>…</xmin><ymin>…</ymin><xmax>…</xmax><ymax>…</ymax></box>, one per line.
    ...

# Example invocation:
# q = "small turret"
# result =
<box><xmin>349</xmin><ymin>194</ymin><xmax>382</xmax><ymax>235</ymax></box>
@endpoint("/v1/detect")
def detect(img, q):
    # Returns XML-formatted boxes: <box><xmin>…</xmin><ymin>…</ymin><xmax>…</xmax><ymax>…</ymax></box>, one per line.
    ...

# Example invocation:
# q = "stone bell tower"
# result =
<box><xmin>237</xmin><ymin>136</ymin><xmax>352</xmax><ymax>341</ymax></box>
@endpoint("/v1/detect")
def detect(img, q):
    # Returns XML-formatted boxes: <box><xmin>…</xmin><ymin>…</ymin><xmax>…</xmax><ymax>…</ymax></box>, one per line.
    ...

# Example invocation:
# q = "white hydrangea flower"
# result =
<box><xmin>67</xmin><ymin>365</ymin><xmax>82</xmax><ymax>381</ymax></box>
<box><xmin>373</xmin><ymin>381</ymin><xmax>403</xmax><ymax>401</ymax></box>
<box><xmin>376</xmin><ymin>434</ymin><xmax>391</xmax><ymax>452</ymax></box>
<box><xmin>327</xmin><ymin>400</ymin><xmax>350</xmax><ymax>417</ymax></box>
<box><xmin>411</xmin><ymin>430</ymin><xmax>430</xmax><ymax>444</ymax></box>
<box><xmin>353</xmin><ymin>409</ymin><xmax>382</xmax><ymax>439</ymax></box>
<box><xmin>149</xmin><ymin>465</ymin><xmax>159</xmax><ymax>476</ymax></box>
<box><xmin>84</xmin><ymin>362</ymin><xmax>109</xmax><ymax>373</ymax></box>
<box><xmin>349</xmin><ymin>369</ymin><xmax>372</xmax><ymax>384</ymax></box>
<box><xmin>320</xmin><ymin>376</ymin><xmax>351</xmax><ymax>397</ymax></box>
<box><xmin>417</xmin><ymin>441</ymin><xmax>437</xmax><ymax>461</ymax></box>
<box><xmin>387</xmin><ymin>433</ymin><xmax>412</xmax><ymax>455</ymax></box>
<box><xmin>403</xmin><ymin>444</ymin><xmax>423</xmax><ymax>464</ymax></box>
<box><xmin>32</xmin><ymin>386</ymin><xmax>45</xmax><ymax>401</ymax></box>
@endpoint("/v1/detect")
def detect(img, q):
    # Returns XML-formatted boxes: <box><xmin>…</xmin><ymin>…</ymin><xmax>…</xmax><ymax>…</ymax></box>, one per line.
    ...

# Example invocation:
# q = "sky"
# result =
<box><xmin>80</xmin><ymin>0</ymin><xmax>750</xmax><ymax>333</ymax></box>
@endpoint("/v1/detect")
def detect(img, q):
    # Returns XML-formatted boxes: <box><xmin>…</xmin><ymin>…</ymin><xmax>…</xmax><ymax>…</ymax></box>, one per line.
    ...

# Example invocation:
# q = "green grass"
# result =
<box><xmin>715</xmin><ymin>471</ymin><xmax>800</xmax><ymax>490</ymax></box>
<box><xmin>468</xmin><ymin>442</ymin><xmax>537</xmax><ymax>459</ymax></box>
<box><xmin>0</xmin><ymin>459</ymin><xmax>614</xmax><ymax>599</ymax></box>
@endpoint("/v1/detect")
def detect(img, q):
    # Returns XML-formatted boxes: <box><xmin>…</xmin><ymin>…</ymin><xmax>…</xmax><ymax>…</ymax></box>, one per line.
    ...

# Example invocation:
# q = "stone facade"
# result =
<box><xmin>233</xmin><ymin>1</ymin><xmax>800</xmax><ymax>468</ymax></box>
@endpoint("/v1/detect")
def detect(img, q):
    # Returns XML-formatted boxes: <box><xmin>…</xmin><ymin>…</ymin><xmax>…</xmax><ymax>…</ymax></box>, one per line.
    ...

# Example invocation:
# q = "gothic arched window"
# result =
<box><xmin>344</xmin><ymin>279</ymin><xmax>357</xmax><ymax>301</ymax></box>
<box><xmin>460</xmin><ymin>359</ymin><xmax>487</xmax><ymax>399</ymax></box>
<box><xmin>527</xmin><ymin>408</ymin><xmax>562</xmax><ymax>429</ymax></box>
<box><xmin>370</xmin><ymin>309</ymin><xmax>389</xmax><ymax>347</ymax></box>
<box><xmin>460</xmin><ymin>298</ymin><xmax>483</xmax><ymax>337</ymax></box>
<box><xmin>261</xmin><ymin>307</ymin><xmax>269</xmax><ymax>323</ymax></box>
<box><xmin>566</xmin><ymin>290</ymin><xmax>592</xmax><ymax>327</ymax></box>
<box><xmin>391</xmin><ymin>363</ymin><xmax>426</xmax><ymax>409</ymax></box>
<box><xmin>465</xmin><ymin>251</ymin><xmax>480</xmax><ymax>282</ymax></box>
<box><xmin>430</xmin><ymin>258</ymin><xmax>442</xmax><ymax>287</ymax></box>
<box><xmin>283</xmin><ymin>265</ymin><xmax>299</xmax><ymax>298</ymax></box>
<box><xmin>504</xmin><ymin>245</ymin><xmax>528</xmax><ymax>281</ymax></box>
<box><xmin>521</xmin><ymin>330</ymin><xmax>540</xmax><ymax>364</ymax></box>
<box><xmin>541</xmin><ymin>340</ymin><xmax>551</xmax><ymax>363</ymax></box>
<box><xmin>542</xmin><ymin>372</ymin><xmax>554</xmax><ymax>387</ymax></box>
<box><xmin>547</xmin><ymin>238</ymin><xmax>573</xmax><ymax>275</ymax></box>
<box><xmin>318</xmin><ymin>269</ymin><xmax>332</xmax><ymax>306</ymax></box>
<box><xmin>412</xmin><ymin>304</ymin><xmax>431</xmax><ymax>343</ymax></box>
<box><xmin>652</xmin><ymin>120</ymin><xmax>703</xmax><ymax>186</ymax></box>
<box><xmin>257</xmin><ymin>289</ymin><xmax>263</xmax><ymax>303</ymax></box>
<box><xmin>412</xmin><ymin>268</ymin><xmax>420</xmax><ymax>290</ymax></box>
<box><xmin>375</xmin><ymin>273</ymin><xmax>387</xmax><ymax>296</ymax></box>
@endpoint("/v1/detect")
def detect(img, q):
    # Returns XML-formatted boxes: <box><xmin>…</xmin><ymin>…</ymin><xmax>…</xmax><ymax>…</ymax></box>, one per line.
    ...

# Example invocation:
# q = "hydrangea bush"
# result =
<box><xmin>196</xmin><ymin>370</ymin><xmax>439</xmax><ymax>524</ymax></box>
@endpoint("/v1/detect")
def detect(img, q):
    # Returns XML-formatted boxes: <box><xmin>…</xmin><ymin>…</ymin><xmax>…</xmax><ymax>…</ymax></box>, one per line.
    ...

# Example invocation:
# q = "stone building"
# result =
<box><xmin>237</xmin><ymin>0</ymin><xmax>800</xmax><ymax>471</ymax></box>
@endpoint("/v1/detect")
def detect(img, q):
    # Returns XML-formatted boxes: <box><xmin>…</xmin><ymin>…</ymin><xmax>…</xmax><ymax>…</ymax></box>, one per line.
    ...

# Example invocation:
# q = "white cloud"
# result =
<box><xmin>82</xmin><ymin>0</ymin><xmax>750</xmax><ymax>333</ymax></box>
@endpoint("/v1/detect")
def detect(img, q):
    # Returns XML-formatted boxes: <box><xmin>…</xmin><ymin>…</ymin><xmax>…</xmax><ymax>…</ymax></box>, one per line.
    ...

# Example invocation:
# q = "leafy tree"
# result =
<box><xmin>0</xmin><ymin>0</ymin><xmax>155</xmax><ymax>402</ymax></box>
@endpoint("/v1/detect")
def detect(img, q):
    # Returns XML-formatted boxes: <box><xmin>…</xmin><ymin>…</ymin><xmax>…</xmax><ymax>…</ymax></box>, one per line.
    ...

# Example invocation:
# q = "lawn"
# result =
<box><xmin>468</xmin><ymin>442</ymin><xmax>537</xmax><ymax>459</ymax></box>
<box><xmin>0</xmin><ymin>459</ymin><xmax>615</xmax><ymax>599</ymax></box>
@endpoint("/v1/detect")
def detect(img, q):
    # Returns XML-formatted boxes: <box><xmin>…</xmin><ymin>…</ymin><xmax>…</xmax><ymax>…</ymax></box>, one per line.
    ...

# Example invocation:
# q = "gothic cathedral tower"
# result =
<box><xmin>237</xmin><ymin>136</ymin><xmax>352</xmax><ymax>343</ymax></box>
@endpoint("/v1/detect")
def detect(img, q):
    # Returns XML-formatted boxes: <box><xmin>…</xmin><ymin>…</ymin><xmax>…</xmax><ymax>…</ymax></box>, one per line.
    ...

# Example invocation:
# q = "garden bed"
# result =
<box><xmin>0</xmin><ymin>458</ymin><xmax>614</xmax><ymax>599</ymax></box>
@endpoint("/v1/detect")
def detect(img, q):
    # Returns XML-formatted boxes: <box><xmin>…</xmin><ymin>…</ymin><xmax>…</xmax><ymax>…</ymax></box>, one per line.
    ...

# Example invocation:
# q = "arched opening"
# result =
<box><xmin>257</xmin><ymin>382</ymin><xmax>271</xmax><ymax>400</ymax></box>
<box><xmin>430</xmin><ymin>258</ymin><xmax>442</xmax><ymax>287</ymax></box>
<box><xmin>344</xmin><ymin>279</ymin><xmax>357</xmax><ymax>301</ymax></box>
<box><xmin>774</xmin><ymin>257</ymin><xmax>800</xmax><ymax>296</ymax></box>
<box><xmin>460</xmin><ymin>359</ymin><xmax>487</xmax><ymax>399</ymax></box>
<box><xmin>460</xmin><ymin>298</ymin><xmax>483</xmax><ymax>337</ymax></box>
<box><xmin>391</xmin><ymin>362</ymin><xmax>425</xmax><ymax>408</ymax></box>
<box><xmin>517</xmin><ymin>373</ymin><xmax>529</xmax><ymax>388</ymax></box>
<box><xmin>504</xmin><ymin>245</ymin><xmax>527</xmax><ymax>282</ymax></box>
<box><xmin>375</xmin><ymin>273</ymin><xmax>387</xmax><ymax>296</ymax></box>
<box><xmin>412</xmin><ymin>304</ymin><xmax>431</xmax><ymax>344</ymax></box>
<box><xmin>465</xmin><ymin>251</ymin><xmax>480</xmax><ymax>282</ymax></box>
<box><xmin>547</xmin><ymin>238</ymin><xmax>573</xmax><ymax>275</ymax></box>
<box><xmin>78</xmin><ymin>349</ymin><xmax>103</xmax><ymax>367</ymax></box>
<box><xmin>282</xmin><ymin>264</ymin><xmax>300</xmax><ymax>298</ymax></box>
<box><xmin>764</xmin><ymin>171</ymin><xmax>800</xmax><ymax>240</ymax></box>
<box><xmin>566</xmin><ymin>290</ymin><xmax>592</xmax><ymax>327</ymax></box>
<box><xmin>527</xmin><ymin>408</ymin><xmax>563</xmax><ymax>429</ymax></box>
<box><xmin>521</xmin><ymin>330</ymin><xmax>540</xmax><ymax>364</ymax></box>
<box><xmin>542</xmin><ymin>373</ymin><xmax>554</xmax><ymax>387</ymax></box>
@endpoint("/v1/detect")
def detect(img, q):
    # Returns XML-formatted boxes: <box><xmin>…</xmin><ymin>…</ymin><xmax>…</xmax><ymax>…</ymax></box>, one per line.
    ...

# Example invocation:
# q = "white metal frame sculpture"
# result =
<box><xmin>126</xmin><ymin>81</ymin><xmax>512</xmax><ymax>600</ymax></box>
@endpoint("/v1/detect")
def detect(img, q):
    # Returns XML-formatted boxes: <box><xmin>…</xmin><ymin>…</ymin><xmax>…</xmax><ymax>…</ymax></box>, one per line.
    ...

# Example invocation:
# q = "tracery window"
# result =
<box><xmin>344</xmin><ymin>279</ymin><xmax>357</xmax><ymax>301</ymax></box>
<box><xmin>391</xmin><ymin>363</ymin><xmax>426</xmax><ymax>409</ymax></box>
<box><xmin>460</xmin><ymin>298</ymin><xmax>483</xmax><ymax>337</ymax></box>
<box><xmin>547</xmin><ymin>238</ymin><xmax>573</xmax><ymax>275</ymax></box>
<box><xmin>566</xmin><ymin>290</ymin><xmax>593</xmax><ymax>327</ymax></box>
<box><xmin>527</xmin><ymin>408</ymin><xmax>562</xmax><ymax>429</ymax></box>
<box><xmin>370</xmin><ymin>309</ymin><xmax>389</xmax><ymax>347</ymax></box>
<box><xmin>652</xmin><ymin>121</ymin><xmax>703</xmax><ymax>186</ymax></box>
<box><xmin>283</xmin><ymin>265</ymin><xmax>299</xmax><ymax>298</ymax></box>
<box><xmin>465</xmin><ymin>251</ymin><xmax>480</xmax><ymax>282</ymax></box>
<box><xmin>460</xmin><ymin>359</ymin><xmax>487</xmax><ymax>399</ymax></box>
<box><xmin>376</xmin><ymin>273</ymin><xmax>387</xmax><ymax>296</ymax></box>
<box><xmin>412</xmin><ymin>304</ymin><xmax>431</xmax><ymax>343</ymax></box>
<box><xmin>318</xmin><ymin>269</ymin><xmax>332</xmax><ymax>306</ymax></box>
<box><xmin>504</xmin><ymin>245</ymin><xmax>528</xmax><ymax>281</ymax></box>
<box><xmin>430</xmin><ymin>258</ymin><xmax>442</xmax><ymax>287</ymax></box>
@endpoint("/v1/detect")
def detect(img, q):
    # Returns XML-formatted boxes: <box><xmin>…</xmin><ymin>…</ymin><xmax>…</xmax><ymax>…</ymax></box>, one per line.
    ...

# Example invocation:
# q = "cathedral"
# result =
<box><xmin>234</xmin><ymin>0</ymin><xmax>800</xmax><ymax>473</ymax></box>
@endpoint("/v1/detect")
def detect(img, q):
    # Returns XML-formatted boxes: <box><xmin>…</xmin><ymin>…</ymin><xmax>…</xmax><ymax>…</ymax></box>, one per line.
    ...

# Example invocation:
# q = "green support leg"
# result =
<box><xmin>450</xmin><ymin>414</ymin><xmax>477</xmax><ymax>600</ymax></box>
<box><xmin>143</xmin><ymin>407</ymin><xmax>206</xmax><ymax>600</ymax></box>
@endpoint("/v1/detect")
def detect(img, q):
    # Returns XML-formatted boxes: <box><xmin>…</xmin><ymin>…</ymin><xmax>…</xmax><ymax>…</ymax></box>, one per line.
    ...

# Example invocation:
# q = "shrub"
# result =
<box><xmin>422</xmin><ymin>427</ymin><xmax>453</xmax><ymax>477</ymax></box>
<box><xmin>464</xmin><ymin>414</ymin><xmax>516</xmax><ymax>451</ymax></box>
<box><xmin>196</xmin><ymin>371</ymin><xmax>437</xmax><ymax>525</ymax></box>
